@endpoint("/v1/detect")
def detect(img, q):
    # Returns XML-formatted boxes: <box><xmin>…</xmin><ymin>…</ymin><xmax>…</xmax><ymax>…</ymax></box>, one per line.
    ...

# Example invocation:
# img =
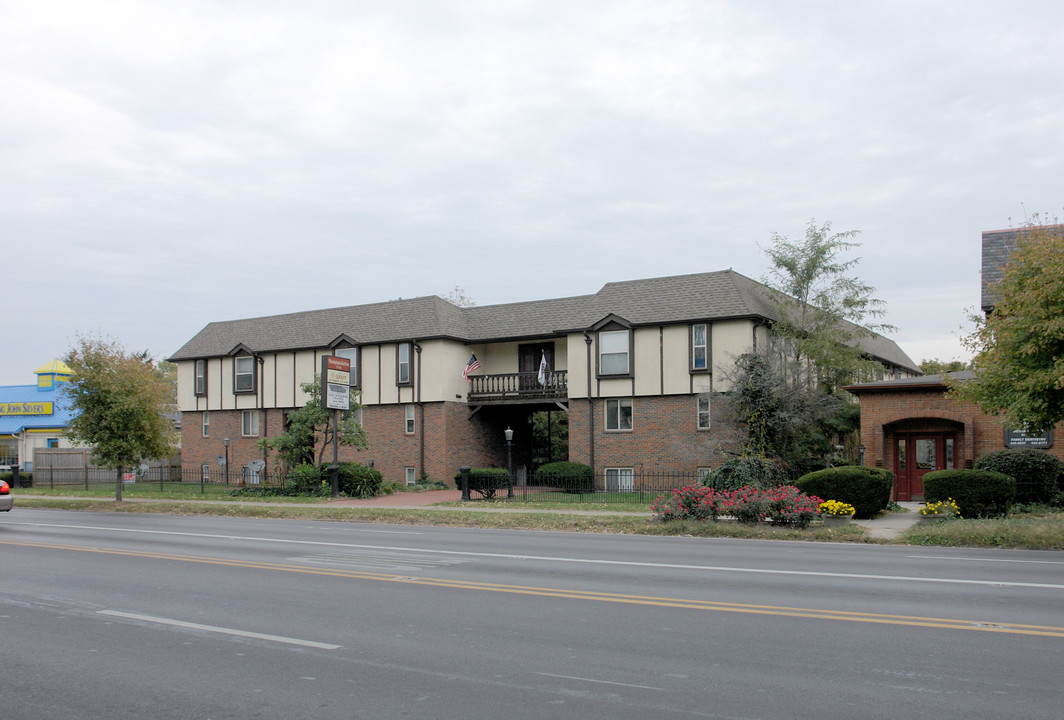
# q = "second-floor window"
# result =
<box><xmin>194</xmin><ymin>359</ymin><xmax>207</xmax><ymax>396</ymax></box>
<box><xmin>599</xmin><ymin>330</ymin><xmax>630</xmax><ymax>375</ymax></box>
<box><xmin>397</xmin><ymin>343</ymin><xmax>412</xmax><ymax>385</ymax></box>
<box><xmin>234</xmin><ymin>356</ymin><xmax>255</xmax><ymax>393</ymax></box>
<box><xmin>335</xmin><ymin>347</ymin><xmax>360</xmax><ymax>388</ymax></box>
<box><xmin>692</xmin><ymin>323</ymin><xmax>708</xmax><ymax>371</ymax></box>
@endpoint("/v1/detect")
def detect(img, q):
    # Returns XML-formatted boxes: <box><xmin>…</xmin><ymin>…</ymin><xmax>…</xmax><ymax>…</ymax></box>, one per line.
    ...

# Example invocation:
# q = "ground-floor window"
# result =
<box><xmin>696</xmin><ymin>395</ymin><xmax>711</xmax><ymax>430</ymax></box>
<box><xmin>202</xmin><ymin>411</ymin><xmax>210</xmax><ymax>437</ymax></box>
<box><xmin>605</xmin><ymin>467</ymin><xmax>633</xmax><ymax>492</ymax></box>
<box><xmin>605</xmin><ymin>398</ymin><xmax>633</xmax><ymax>431</ymax></box>
<box><xmin>405</xmin><ymin>467</ymin><xmax>417</xmax><ymax>485</ymax></box>
<box><xmin>201</xmin><ymin>464</ymin><xmax>211</xmax><ymax>482</ymax></box>
<box><xmin>242</xmin><ymin>410</ymin><xmax>259</xmax><ymax>437</ymax></box>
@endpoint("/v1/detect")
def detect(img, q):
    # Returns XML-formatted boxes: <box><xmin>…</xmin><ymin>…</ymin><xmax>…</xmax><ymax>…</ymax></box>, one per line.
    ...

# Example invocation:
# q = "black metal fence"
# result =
<box><xmin>21</xmin><ymin>466</ymin><xmax>287</xmax><ymax>492</ymax></box>
<box><xmin>496</xmin><ymin>470</ymin><xmax>700</xmax><ymax>504</ymax></box>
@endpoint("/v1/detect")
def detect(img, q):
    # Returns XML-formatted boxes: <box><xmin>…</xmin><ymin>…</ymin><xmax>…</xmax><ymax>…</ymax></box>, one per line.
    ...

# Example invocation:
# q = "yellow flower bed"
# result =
<box><xmin>818</xmin><ymin>500</ymin><xmax>855</xmax><ymax>516</ymax></box>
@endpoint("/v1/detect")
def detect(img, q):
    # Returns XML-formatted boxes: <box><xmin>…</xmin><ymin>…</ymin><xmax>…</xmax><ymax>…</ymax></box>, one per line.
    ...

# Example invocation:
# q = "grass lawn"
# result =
<box><xmin>9</xmin><ymin>485</ymin><xmax>1064</xmax><ymax>549</ymax></box>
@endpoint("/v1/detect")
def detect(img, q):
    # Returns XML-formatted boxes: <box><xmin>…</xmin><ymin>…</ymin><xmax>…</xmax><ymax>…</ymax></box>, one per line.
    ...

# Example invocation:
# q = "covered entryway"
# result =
<box><xmin>893</xmin><ymin>432</ymin><xmax>957</xmax><ymax>501</ymax></box>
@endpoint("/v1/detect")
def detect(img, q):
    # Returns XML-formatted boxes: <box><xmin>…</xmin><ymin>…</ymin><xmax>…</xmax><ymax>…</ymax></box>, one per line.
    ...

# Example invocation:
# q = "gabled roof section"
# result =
<box><xmin>169</xmin><ymin>269</ymin><xmax>919</xmax><ymax>372</ymax></box>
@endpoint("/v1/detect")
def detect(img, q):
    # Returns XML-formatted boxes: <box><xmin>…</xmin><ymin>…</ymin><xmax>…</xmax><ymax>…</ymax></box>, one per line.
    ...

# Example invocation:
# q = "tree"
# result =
<box><xmin>257</xmin><ymin>375</ymin><xmax>368</xmax><ymax>471</ymax></box>
<box><xmin>722</xmin><ymin>350</ymin><xmax>858</xmax><ymax>479</ymax></box>
<box><xmin>956</xmin><ymin>218</ymin><xmax>1064</xmax><ymax>430</ymax></box>
<box><xmin>445</xmin><ymin>286</ymin><xmax>476</xmax><ymax>307</ymax></box>
<box><xmin>63</xmin><ymin>335</ymin><xmax>178</xmax><ymax>501</ymax></box>
<box><xmin>762</xmin><ymin>219</ymin><xmax>895</xmax><ymax>392</ymax></box>
<box><xmin>919</xmin><ymin>358</ymin><xmax>970</xmax><ymax>375</ymax></box>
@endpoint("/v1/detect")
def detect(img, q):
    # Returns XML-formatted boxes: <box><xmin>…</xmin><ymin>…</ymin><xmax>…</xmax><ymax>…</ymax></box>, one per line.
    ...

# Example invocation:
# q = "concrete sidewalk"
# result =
<box><xmin>852</xmin><ymin>501</ymin><xmax>923</xmax><ymax>539</ymax></box>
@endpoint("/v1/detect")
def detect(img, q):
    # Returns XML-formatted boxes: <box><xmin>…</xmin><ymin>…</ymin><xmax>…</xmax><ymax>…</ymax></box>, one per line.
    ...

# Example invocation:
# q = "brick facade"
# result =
<box><xmin>851</xmin><ymin>378</ymin><xmax>1064</xmax><ymax>499</ymax></box>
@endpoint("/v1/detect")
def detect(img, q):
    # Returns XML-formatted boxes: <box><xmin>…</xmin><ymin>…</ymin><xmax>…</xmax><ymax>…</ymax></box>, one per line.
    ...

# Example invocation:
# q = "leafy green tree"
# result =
<box><xmin>257</xmin><ymin>375</ymin><xmax>368</xmax><ymax>471</ymax></box>
<box><xmin>919</xmin><ymin>358</ymin><xmax>970</xmax><ymax>375</ymax></box>
<box><xmin>722</xmin><ymin>350</ymin><xmax>859</xmax><ymax>479</ymax></box>
<box><xmin>63</xmin><ymin>335</ymin><xmax>178</xmax><ymax>501</ymax></box>
<box><xmin>956</xmin><ymin>218</ymin><xmax>1064</xmax><ymax>430</ymax></box>
<box><xmin>763</xmin><ymin>219</ymin><xmax>895</xmax><ymax>391</ymax></box>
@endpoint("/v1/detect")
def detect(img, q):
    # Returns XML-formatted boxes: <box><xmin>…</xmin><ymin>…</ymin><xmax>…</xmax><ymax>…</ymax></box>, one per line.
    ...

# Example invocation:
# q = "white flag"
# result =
<box><xmin>537</xmin><ymin>351</ymin><xmax>548</xmax><ymax>386</ymax></box>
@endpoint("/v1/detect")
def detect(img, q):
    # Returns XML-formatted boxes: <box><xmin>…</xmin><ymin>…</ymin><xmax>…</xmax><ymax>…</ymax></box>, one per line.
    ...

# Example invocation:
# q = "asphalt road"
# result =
<box><xmin>2</xmin><ymin>508</ymin><xmax>1063</xmax><ymax>719</ymax></box>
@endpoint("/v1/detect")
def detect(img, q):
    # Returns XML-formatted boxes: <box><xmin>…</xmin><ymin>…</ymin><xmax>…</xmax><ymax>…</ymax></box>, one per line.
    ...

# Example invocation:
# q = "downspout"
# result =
<box><xmin>584</xmin><ymin>332</ymin><xmax>594</xmax><ymax>472</ymax></box>
<box><xmin>414</xmin><ymin>342</ymin><xmax>424</xmax><ymax>481</ymax></box>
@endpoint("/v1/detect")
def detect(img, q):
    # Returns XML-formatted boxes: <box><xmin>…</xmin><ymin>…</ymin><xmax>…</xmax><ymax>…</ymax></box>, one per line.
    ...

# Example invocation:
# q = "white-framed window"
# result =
<box><xmin>697</xmin><ymin>467</ymin><xmax>712</xmax><ymax>482</ymax></box>
<box><xmin>201</xmin><ymin>464</ymin><xmax>211</xmax><ymax>482</ymax></box>
<box><xmin>242</xmin><ymin>410</ymin><xmax>260</xmax><ymax>437</ymax></box>
<box><xmin>405</xmin><ymin>467</ymin><xmax>417</xmax><ymax>486</ymax></box>
<box><xmin>234</xmin><ymin>356</ymin><xmax>255</xmax><ymax>393</ymax></box>
<box><xmin>350</xmin><ymin>406</ymin><xmax>363</xmax><ymax>427</ymax></box>
<box><xmin>335</xmin><ymin>347</ymin><xmax>360</xmax><ymax>388</ymax></box>
<box><xmin>599</xmin><ymin>330</ymin><xmax>630</xmax><ymax>375</ymax></box>
<box><xmin>194</xmin><ymin>359</ymin><xmax>207</xmax><ymax>396</ymax></box>
<box><xmin>202</xmin><ymin>410</ymin><xmax>210</xmax><ymax>437</ymax></box>
<box><xmin>397</xmin><ymin>343</ymin><xmax>412</xmax><ymax>385</ymax></box>
<box><xmin>697</xmin><ymin>394</ymin><xmax>711</xmax><ymax>430</ymax></box>
<box><xmin>692</xmin><ymin>323</ymin><xmax>708</xmax><ymax>371</ymax></box>
<box><xmin>605</xmin><ymin>467</ymin><xmax>634</xmax><ymax>492</ymax></box>
<box><xmin>405</xmin><ymin>404</ymin><xmax>415</xmax><ymax>434</ymax></box>
<box><xmin>605</xmin><ymin>398</ymin><xmax>633</xmax><ymax>431</ymax></box>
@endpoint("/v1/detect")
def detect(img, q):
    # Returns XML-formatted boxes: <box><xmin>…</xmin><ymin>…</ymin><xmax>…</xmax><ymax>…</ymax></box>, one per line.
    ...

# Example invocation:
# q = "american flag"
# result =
<box><xmin>462</xmin><ymin>353</ymin><xmax>481</xmax><ymax>382</ymax></box>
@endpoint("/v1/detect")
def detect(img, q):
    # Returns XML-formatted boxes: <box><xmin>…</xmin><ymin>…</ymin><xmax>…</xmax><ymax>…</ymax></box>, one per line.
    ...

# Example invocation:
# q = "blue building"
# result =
<box><xmin>0</xmin><ymin>360</ymin><xmax>77</xmax><ymax>472</ymax></box>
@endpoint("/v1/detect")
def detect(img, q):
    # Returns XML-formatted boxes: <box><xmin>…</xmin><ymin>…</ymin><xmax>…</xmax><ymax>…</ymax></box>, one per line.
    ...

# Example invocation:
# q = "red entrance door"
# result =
<box><xmin>894</xmin><ymin>434</ymin><xmax>955</xmax><ymax>501</ymax></box>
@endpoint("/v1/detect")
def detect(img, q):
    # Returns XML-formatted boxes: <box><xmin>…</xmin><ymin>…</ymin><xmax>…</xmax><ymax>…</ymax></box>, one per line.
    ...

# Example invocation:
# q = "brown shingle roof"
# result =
<box><xmin>169</xmin><ymin>269</ymin><xmax>919</xmax><ymax>371</ymax></box>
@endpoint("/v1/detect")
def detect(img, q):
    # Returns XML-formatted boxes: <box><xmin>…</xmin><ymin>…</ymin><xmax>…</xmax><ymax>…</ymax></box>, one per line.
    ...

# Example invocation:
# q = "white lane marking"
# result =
<box><xmin>908</xmin><ymin>555</ymin><xmax>1064</xmax><ymax>565</ymax></box>
<box><xmin>18</xmin><ymin>521</ymin><xmax>1064</xmax><ymax>591</ymax></box>
<box><xmin>98</xmin><ymin>610</ymin><xmax>342</xmax><ymax>649</ymax></box>
<box><xmin>534</xmin><ymin>672</ymin><xmax>663</xmax><ymax>690</ymax></box>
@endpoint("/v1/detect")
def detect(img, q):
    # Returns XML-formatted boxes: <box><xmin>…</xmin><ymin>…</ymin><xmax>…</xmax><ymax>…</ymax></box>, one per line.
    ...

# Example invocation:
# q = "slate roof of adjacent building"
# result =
<box><xmin>170</xmin><ymin>269</ymin><xmax>920</xmax><ymax>372</ymax></box>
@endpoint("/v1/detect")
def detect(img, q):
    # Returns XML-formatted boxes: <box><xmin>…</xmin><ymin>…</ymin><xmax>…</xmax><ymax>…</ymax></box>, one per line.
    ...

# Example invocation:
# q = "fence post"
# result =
<box><xmin>460</xmin><ymin>466</ymin><xmax>470</xmax><ymax>502</ymax></box>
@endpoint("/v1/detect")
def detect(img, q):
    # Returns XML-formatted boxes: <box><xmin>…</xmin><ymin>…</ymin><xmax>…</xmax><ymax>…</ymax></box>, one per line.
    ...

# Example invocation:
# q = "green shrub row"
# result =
<box><xmin>923</xmin><ymin>469</ymin><xmax>1015</xmax><ymax>518</ymax></box>
<box><xmin>533</xmin><ymin>461</ymin><xmax>594</xmax><ymax>493</ymax></box>
<box><xmin>701</xmin><ymin>457</ymin><xmax>783</xmax><ymax>491</ymax></box>
<box><xmin>974</xmin><ymin>449</ymin><xmax>1062</xmax><ymax>504</ymax></box>
<box><xmin>794</xmin><ymin>466</ymin><xmax>893</xmax><ymax>519</ymax></box>
<box><xmin>454</xmin><ymin>467</ymin><xmax>512</xmax><ymax>499</ymax></box>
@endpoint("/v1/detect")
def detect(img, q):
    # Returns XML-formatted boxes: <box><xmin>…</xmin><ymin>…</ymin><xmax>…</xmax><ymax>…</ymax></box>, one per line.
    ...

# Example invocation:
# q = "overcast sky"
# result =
<box><xmin>3</xmin><ymin>0</ymin><xmax>1062</xmax><ymax>385</ymax></box>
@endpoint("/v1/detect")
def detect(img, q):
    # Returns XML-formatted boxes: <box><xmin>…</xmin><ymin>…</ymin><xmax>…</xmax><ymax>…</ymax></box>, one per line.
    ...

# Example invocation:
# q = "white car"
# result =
<box><xmin>0</xmin><ymin>480</ymin><xmax>12</xmax><ymax>512</ymax></box>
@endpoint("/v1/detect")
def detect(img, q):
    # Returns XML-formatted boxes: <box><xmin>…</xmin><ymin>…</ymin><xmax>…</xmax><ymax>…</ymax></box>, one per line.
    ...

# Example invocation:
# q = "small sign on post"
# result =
<box><xmin>322</xmin><ymin>355</ymin><xmax>351</xmax><ymax>411</ymax></box>
<box><xmin>321</xmin><ymin>355</ymin><xmax>351</xmax><ymax>498</ymax></box>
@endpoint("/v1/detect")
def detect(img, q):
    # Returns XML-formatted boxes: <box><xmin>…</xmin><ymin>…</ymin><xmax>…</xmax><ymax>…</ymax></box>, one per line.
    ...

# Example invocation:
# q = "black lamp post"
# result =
<box><xmin>223</xmin><ymin>437</ymin><xmax>230</xmax><ymax>485</ymax></box>
<box><xmin>505</xmin><ymin>426</ymin><xmax>514</xmax><ymax>498</ymax></box>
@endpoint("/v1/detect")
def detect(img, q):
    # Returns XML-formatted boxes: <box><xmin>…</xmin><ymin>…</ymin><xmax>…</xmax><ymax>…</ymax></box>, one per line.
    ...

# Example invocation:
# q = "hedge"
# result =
<box><xmin>794</xmin><ymin>466</ymin><xmax>893</xmax><ymax>519</ymax></box>
<box><xmin>533</xmin><ymin>461</ymin><xmax>594</xmax><ymax>493</ymax></box>
<box><xmin>974</xmin><ymin>449</ymin><xmax>1062</xmax><ymax>504</ymax></box>
<box><xmin>454</xmin><ymin>467</ymin><xmax>512</xmax><ymax>499</ymax></box>
<box><xmin>922</xmin><ymin>469</ymin><xmax>1015</xmax><ymax>518</ymax></box>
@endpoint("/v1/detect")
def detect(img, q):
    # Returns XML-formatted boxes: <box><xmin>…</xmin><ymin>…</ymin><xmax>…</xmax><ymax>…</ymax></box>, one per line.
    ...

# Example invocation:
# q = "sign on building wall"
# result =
<box><xmin>0</xmin><ymin>402</ymin><xmax>53</xmax><ymax>416</ymax></box>
<box><xmin>1005</xmin><ymin>428</ymin><xmax>1053</xmax><ymax>449</ymax></box>
<box><xmin>322</xmin><ymin>356</ymin><xmax>351</xmax><ymax>411</ymax></box>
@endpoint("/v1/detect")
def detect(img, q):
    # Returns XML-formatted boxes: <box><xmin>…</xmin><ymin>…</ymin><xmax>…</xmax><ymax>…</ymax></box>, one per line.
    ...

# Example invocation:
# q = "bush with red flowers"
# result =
<box><xmin>652</xmin><ymin>485</ymin><xmax>823</xmax><ymax>529</ymax></box>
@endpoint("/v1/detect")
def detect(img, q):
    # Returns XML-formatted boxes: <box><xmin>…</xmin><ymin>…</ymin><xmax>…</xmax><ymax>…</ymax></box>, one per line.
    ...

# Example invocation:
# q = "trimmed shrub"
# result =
<box><xmin>923</xmin><ymin>469</ymin><xmax>1015</xmax><ymax>518</ymax></box>
<box><xmin>336</xmin><ymin>462</ymin><xmax>383</xmax><ymax>498</ymax></box>
<box><xmin>533</xmin><ymin>461</ymin><xmax>594</xmax><ymax>493</ymax></box>
<box><xmin>974</xmin><ymin>449</ymin><xmax>1062</xmax><ymax>504</ymax></box>
<box><xmin>702</xmin><ymin>457</ymin><xmax>782</xmax><ymax>491</ymax></box>
<box><xmin>455</xmin><ymin>467</ymin><xmax>511</xmax><ymax>499</ymax></box>
<box><xmin>794</xmin><ymin>466</ymin><xmax>893</xmax><ymax>519</ymax></box>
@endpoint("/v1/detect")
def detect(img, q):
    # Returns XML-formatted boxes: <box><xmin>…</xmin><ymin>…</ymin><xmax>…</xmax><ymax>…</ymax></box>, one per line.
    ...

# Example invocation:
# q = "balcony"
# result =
<box><xmin>468</xmin><ymin>371</ymin><xmax>568</xmax><ymax>404</ymax></box>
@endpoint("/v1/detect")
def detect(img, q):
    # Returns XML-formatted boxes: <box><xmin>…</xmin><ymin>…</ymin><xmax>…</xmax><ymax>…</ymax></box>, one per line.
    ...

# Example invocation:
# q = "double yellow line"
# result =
<box><xmin>7</xmin><ymin>539</ymin><xmax>1064</xmax><ymax>638</ymax></box>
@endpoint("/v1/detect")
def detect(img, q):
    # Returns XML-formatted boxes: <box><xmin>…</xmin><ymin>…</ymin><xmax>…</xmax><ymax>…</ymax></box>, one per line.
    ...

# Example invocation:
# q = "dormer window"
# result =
<box><xmin>598</xmin><ymin>330</ymin><xmax>630</xmax><ymax>375</ymax></box>
<box><xmin>234</xmin><ymin>355</ymin><xmax>256</xmax><ymax>394</ymax></box>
